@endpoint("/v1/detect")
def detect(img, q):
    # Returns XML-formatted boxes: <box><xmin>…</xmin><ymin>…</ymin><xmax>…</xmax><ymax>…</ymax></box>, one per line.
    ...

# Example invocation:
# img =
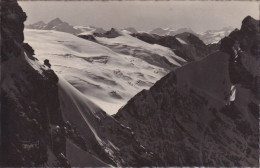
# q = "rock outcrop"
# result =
<box><xmin>1</xmin><ymin>0</ymin><xmax>68</xmax><ymax>166</ymax></box>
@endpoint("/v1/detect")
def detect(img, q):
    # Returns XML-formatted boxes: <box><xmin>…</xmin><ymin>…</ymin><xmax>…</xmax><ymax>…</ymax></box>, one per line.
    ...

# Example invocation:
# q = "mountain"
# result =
<box><xmin>94</xmin><ymin>28</ymin><xmax>186</xmax><ymax>68</ymax></box>
<box><xmin>121</xmin><ymin>27</ymin><xmax>138</xmax><ymax>34</ymax></box>
<box><xmin>26</xmin><ymin>18</ymin><xmax>108</xmax><ymax>36</ymax></box>
<box><xmin>132</xmin><ymin>32</ymin><xmax>216</xmax><ymax>61</ymax></box>
<box><xmin>26</xmin><ymin>18</ymin><xmax>81</xmax><ymax>35</ymax></box>
<box><xmin>114</xmin><ymin>16</ymin><xmax>259</xmax><ymax>166</ymax></box>
<box><xmin>172</xmin><ymin>28</ymin><xmax>196</xmax><ymax>36</ymax></box>
<box><xmin>149</xmin><ymin>27</ymin><xmax>234</xmax><ymax>45</ymax></box>
<box><xmin>3</xmin><ymin>1</ymin><xmax>258</xmax><ymax>167</ymax></box>
<box><xmin>26</xmin><ymin>19</ymin><xmax>233</xmax><ymax>45</ymax></box>
<box><xmin>1</xmin><ymin>1</ymin><xmax>158</xmax><ymax>166</ymax></box>
<box><xmin>198</xmin><ymin>27</ymin><xmax>234</xmax><ymax>45</ymax></box>
<box><xmin>26</xmin><ymin>21</ymin><xmax>46</xmax><ymax>29</ymax></box>
<box><xmin>75</xmin><ymin>25</ymin><xmax>107</xmax><ymax>34</ymax></box>
<box><xmin>150</xmin><ymin>27</ymin><xmax>175</xmax><ymax>36</ymax></box>
<box><xmin>150</xmin><ymin>27</ymin><xmax>195</xmax><ymax>36</ymax></box>
<box><xmin>57</xmin><ymin>77</ymin><xmax>157</xmax><ymax>167</ymax></box>
<box><xmin>24</xmin><ymin>28</ymin><xmax>185</xmax><ymax>115</ymax></box>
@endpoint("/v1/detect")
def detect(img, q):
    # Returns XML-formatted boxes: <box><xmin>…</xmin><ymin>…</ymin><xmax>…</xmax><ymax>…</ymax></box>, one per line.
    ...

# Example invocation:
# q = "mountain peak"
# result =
<box><xmin>241</xmin><ymin>16</ymin><xmax>258</xmax><ymax>33</ymax></box>
<box><xmin>48</xmin><ymin>17</ymin><xmax>63</xmax><ymax>25</ymax></box>
<box><xmin>242</xmin><ymin>15</ymin><xmax>256</xmax><ymax>24</ymax></box>
<box><xmin>103</xmin><ymin>28</ymin><xmax>122</xmax><ymax>38</ymax></box>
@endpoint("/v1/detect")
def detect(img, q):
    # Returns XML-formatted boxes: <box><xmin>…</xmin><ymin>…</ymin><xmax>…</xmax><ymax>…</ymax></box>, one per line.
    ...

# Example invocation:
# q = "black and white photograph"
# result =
<box><xmin>0</xmin><ymin>0</ymin><xmax>259</xmax><ymax>167</ymax></box>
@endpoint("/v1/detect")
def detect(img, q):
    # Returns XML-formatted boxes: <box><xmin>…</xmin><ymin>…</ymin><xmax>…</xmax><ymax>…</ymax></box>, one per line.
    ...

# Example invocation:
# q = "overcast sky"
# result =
<box><xmin>19</xmin><ymin>1</ymin><xmax>259</xmax><ymax>32</ymax></box>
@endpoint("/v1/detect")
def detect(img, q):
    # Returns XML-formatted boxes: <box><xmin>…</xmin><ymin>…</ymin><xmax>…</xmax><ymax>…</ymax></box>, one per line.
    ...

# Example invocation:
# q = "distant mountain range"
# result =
<box><xmin>148</xmin><ymin>27</ymin><xmax>234</xmax><ymax>45</ymax></box>
<box><xmin>198</xmin><ymin>27</ymin><xmax>234</xmax><ymax>44</ymax></box>
<box><xmin>150</xmin><ymin>27</ymin><xmax>195</xmax><ymax>36</ymax></box>
<box><xmin>26</xmin><ymin>18</ymin><xmax>81</xmax><ymax>35</ymax></box>
<box><xmin>26</xmin><ymin>18</ymin><xmax>234</xmax><ymax>45</ymax></box>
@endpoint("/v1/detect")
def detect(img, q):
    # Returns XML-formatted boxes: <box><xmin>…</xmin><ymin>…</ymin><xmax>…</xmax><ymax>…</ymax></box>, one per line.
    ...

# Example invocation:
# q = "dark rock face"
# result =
<box><xmin>94</xmin><ymin>28</ymin><xmax>122</xmax><ymax>38</ymax></box>
<box><xmin>0</xmin><ymin>0</ymin><xmax>68</xmax><ymax>166</ymax></box>
<box><xmin>1</xmin><ymin>0</ymin><xmax>26</xmax><ymax>62</ymax></box>
<box><xmin>132</xmin><ymin>32</ymin><xmax>217</xmax><ymax>62</ymax></box>
<box><xmin>115</xmin><ymin>16</ymin><xmax>259</xmax><ymax>166</ymax></box>
<box><xmin>104</xmin><ymin>28</ymin><xmax>122</xmax><ymax>38</ymax></box>
<box><xmin>44</xmin><ymin>59</ymin><xmax>51</xmax><ymax>68</ymax></box>
<box><xmin>1</xmin><ymin>0</ymin><xmax>26</xmax><ymax>44</ymax></box>
<box><xmin>78</xmin><ymin>34</ymin><xmax>97</xmax><ymax>42</ymax></box>
<box><xmin>221</xmin><ymin>16</ymin><xmax>259</xmax><ymax>89</ymax></box>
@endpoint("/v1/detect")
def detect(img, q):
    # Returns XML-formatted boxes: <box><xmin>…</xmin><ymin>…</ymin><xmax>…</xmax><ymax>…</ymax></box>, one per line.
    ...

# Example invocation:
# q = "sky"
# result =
<box><xmin>19</xmin><ymin>1</ymin><xmax>259</xmax><ymax>32</ymax></box>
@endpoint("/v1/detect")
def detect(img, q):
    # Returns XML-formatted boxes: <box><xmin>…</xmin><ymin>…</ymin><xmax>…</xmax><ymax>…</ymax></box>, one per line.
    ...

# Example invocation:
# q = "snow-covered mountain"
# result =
<box><xmin>150</xmin><ymin>27</ymin><xmax>175</xmax><ymax>36</ymax></box>
<box><xmin>198</xmin><ymin>27</ymin><xmax>234</xmax><ymax>44</ymax></box>
<box><xmin>115</xmin><ymin>16</ymin><xmax>259</xmax><ymax>166</ymax></box>
<box><xmin>26</xmin><ymin>18</ymin><xmax>233</xmax><ymax>45</ymax></box>
<box><xmin>24</xmin><ymin>28</ymin><xmax>185</xmax><ymax>115</ymax></box>
<box><xmin>132</xmin><ymin>32</ymin><xmax>216</xmax><ymax>61</ymax></box>
<box><xmin>1</xmin><ymin>1</ymin><xmax>157</xmax><ymax>166</ymax></box>
<box><xmin>26</xmin><ymin>18</ymin><xmax>81</xmax><ymax>35</ymax></box>
<box><xmin>26</xmin><ymin>18</ymin><xmax>107</xmax><ymax>35</ymax></box>
<box><xmin>74</xmin><ymin>25</ymin><xmax>107</xmax><ymax>34</ymax></box>
<box><xmin>149</xmin><ymin>27</ymin><xmax>234</xmax><ymax>45</ymax></box>
<box><xmin>120</xmin><ymin>27</ymin><xmax>138</xmax><ymax>34</ymax></box>
<box><xmin>150</xmin><ymin>27</ymin><xmax>195</xmax><ymax>36</ymax></box>
<box><xmin>95</xmin><ymin>28</ymin><xmax>186</xmax><ymax>68</ymax></box>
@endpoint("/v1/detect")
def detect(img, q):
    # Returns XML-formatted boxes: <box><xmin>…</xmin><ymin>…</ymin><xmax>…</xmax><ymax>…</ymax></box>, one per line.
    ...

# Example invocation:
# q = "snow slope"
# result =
<box><xmin>75</xmin><ymin>26</ymin><xmax>107</xmax><ymax>34</ymax></box>
<box><xmin>58</xmin><ymin>77</ymin><xmax>154</xmax><ymax>166</ymax></box>
<box><xmin>24</xmin><ymin>29</ymin><xmax>173</xmax><ymax>114</ymax></box>
<box><xmin>95</xmin><ymin>29</ymin><xmax>186</xmax><ymax>68</ymax></box>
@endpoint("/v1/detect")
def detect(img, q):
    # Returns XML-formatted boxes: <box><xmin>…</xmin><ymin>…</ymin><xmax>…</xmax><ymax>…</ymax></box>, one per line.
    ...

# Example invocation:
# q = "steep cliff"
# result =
<box><xmin>115</xmin><ymin>16</ymin><xmax>259</xmax><ymax>166</ymax></box>
<box><xmin>0</xmin><ymin>0</ymin><xmax>68</xmax><ymax>166</ymax></box>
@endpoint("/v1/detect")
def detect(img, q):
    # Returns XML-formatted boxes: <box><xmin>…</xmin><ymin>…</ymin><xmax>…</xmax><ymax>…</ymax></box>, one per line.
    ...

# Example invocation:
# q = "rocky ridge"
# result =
<box><xmin>115</xmin><ymin>16</ymin><xmax>259</xmax><ymax>166</ymax></box>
